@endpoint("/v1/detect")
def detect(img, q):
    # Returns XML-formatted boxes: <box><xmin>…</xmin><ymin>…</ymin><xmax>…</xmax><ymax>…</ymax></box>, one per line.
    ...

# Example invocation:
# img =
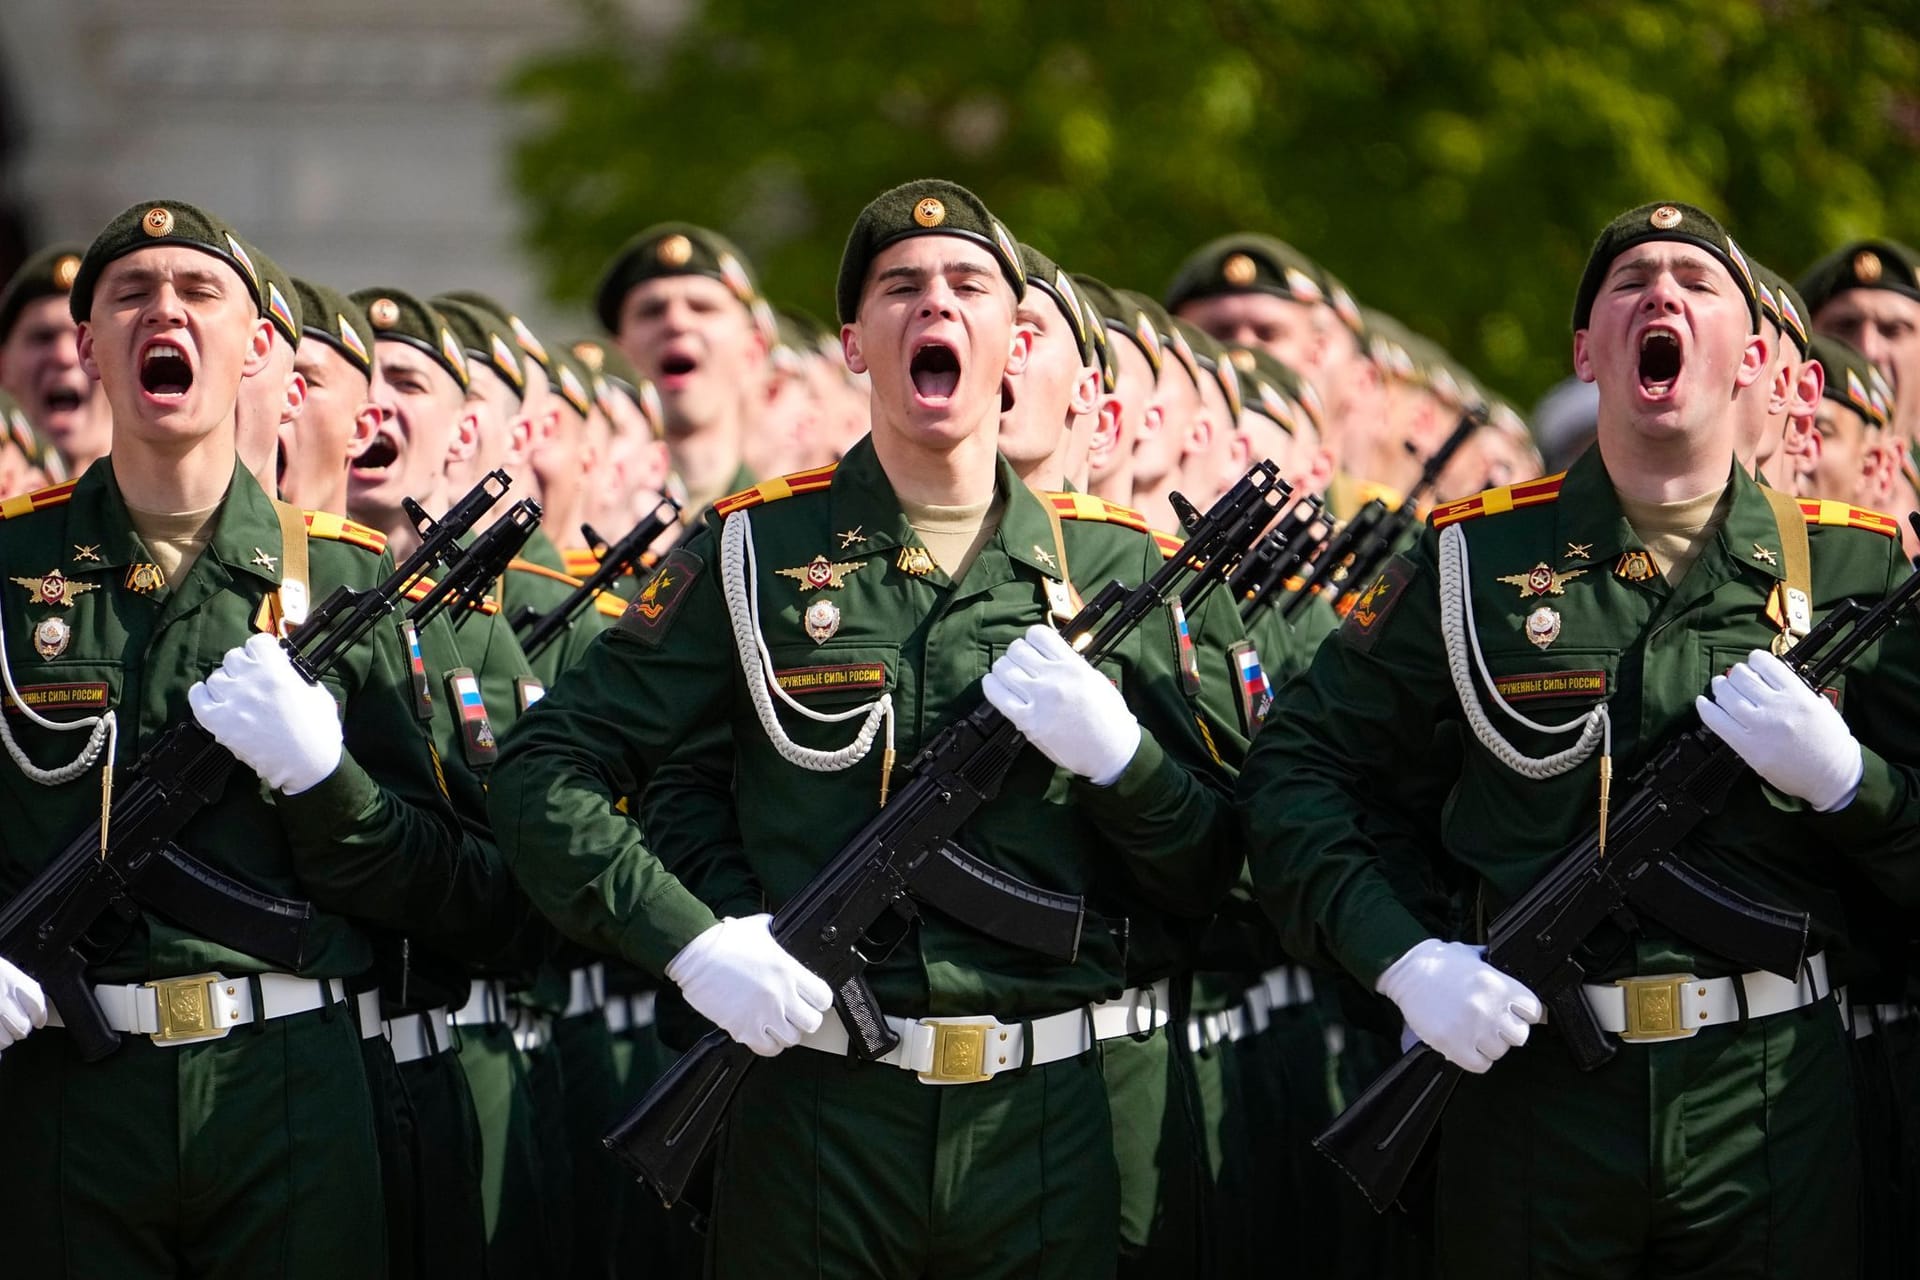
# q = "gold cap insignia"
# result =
<box><xmin>572</xmin><ymin>340</ymin><xmax>605</xmax><ymax>372</ymax></box>
<box><xmin>913</xmin><ymin>197</ymin><xmax>946</xmax><ymax>228</ymax></box>
<box><xmin>141</xmin><ymin>207</ymin><xmax>175</xmax><ymax>237</ymax></box>
<box><xmin>1649</xmin><ymin>205</ymin><xmax>1683</xmax><ymax>231</ymax></box>
<box><xmin>656</xmin><ymin>234</ymin><xmax>693</xmax><ymax>267</ymax></box>
<box><xmin>1854</xmin><ymin>250</ymin><xmax>1883</xmax><ymax>284</ymax></box>
<box><xmin>1222</xmin><ymin>253</ymin><xmax>1257</xmax><ymax>286</ymax></box>
<box><xmin>52</xmin><ymin>255</ymin><xmax>80</xmax><ymax>290</ymax></box>
<box><xmin>368</xmin><ymin>298</ymin><xmax>400</xmax><ymax>329</ymax></box>
<box><xmin>1229</xmin><ymin>347</ymin><xmax>1257</xmax><ymax>373</ymax></box>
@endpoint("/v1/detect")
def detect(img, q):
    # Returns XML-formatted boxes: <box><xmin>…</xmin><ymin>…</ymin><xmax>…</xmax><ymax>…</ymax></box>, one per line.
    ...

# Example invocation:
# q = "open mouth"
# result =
<box><xmin>275</xmin><ymin>440</ymin><xmax>290</xmax><ymax>492</ymax></box>
<box><xmin>658</xmin><ymin>351</ymin><xmax>699</xmax><ymax>387</ymax></box>
<box><xmin>42</xmin><ymin>387</ymin><xmax>83</xmax><ymax>414</ymax></box>
<box><xmin>1000</xmin><ymin>375</ymin><xmax>1016</xmax><ymax>415</ymax></box>
<box><xmin>139</xmin><ymin>340</ymin><xmax>193</xmax><ymax>400</ymax></box>
<box><xmin>355</xmin><ymin>429</ymin><xmax>400</xmax><ymax>474</ymax></box>
<box><xmin>910</xmin><ymin>341</ymin><xmax>961</xmax><ymax>403</ymax></box>
<box><xmin>1638</xmin><ymin>328</ymin><xmax>1681</xmax><ymax>399</ymax></box>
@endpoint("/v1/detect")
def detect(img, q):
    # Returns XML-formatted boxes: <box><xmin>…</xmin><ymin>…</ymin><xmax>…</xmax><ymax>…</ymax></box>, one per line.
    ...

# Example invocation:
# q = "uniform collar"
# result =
<box><xmin>61</xmin><ymin>456</ymin><xmax>288</xmax><ymax>589</ymax></box>
<box><xmin>1550</xmin><ymin>445</ymin><xmax>1786</xmax><ymax>585</ymax></box>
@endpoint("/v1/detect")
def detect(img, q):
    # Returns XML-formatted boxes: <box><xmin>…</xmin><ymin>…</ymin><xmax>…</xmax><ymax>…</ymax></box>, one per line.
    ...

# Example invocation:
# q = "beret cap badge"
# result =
<box><xmin>1854</xmin><ymin>251</ymin><xmax>1883</xmax><ymax>284</ymax></box>
<box><xmin>368</xmin><ymin>298</ymin><xmax>400</xmax><ymax>329</ymax></box>
<box><xmin>52</xmin><ymin>255</ymin><xmax>80</xmax><ymax>290</ymax></box>
<box><xmin>1648</xmin><ymin>205</ymin><xmax>1683</xmax><ymax>231</ymax></box>
<box><xmin>913</xmin><ymin>198</ymin><xmax>946</xmax><ymax>228</ymax></box>
<box><xmin>656</xmin><ymin>234</ymin><xmax>693</xmax><ymax>267</ymax></box>
<box><xmin>1222</xmin><ymin>253</ymin><xmax>1257</xmax><ymax>286</ymax></box>
<box><xmin>142</xmin><ymin>207</ymin><xmax>175</xmax><ymax>238</ymax></box>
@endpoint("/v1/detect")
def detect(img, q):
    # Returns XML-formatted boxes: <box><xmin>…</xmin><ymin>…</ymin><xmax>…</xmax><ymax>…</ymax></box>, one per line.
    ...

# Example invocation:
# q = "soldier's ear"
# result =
<box><xmin>1068</xmin><ymin>365</ymin><xmax>1098</xmax><ymax>417</ymax></box>
<box><xmin>240</xmin><ymin>317</ymin><xmax>274</xmax><ymax>377</ymax></box>
<box><xmin>1793</xmin><ymin>360</ymin><xmax>1824</xmax><ymax>418</ymax></box>
<box><xmin>1004</xmin><ymin>323</ymin><xmax>1033</xmax><ymax>377</ymax></box>
<box><xmin>347</xmin><ymin>403</ymin><xmax>379</xmax><ymax>460</ymax></box>
<box><xmin>445</xmin><ymin>405</ymin><xmax>479</xmax><ymax>466</ymax></box>
<box><xmin>1734</xmin><ymin>330</ymin><xmax>1769</xmax><ymax>390</ymax></box>
<box><xmin>281</xmin><ymin>370</ymin><xmax>307</xmax><ymax>428</ymax></box>
<box><xmin>1571</xmin><ymin>330</ymin><xmax>1596</xmax><ymax>383</ymax></box>
<box><xmin>841</xmin><ymin>323</ymin><xmax>868</xmax><ymax>377</ymax></box>
<box><xmin>76</xmin><ymin>322</ymin><xmax>98</xmax><ymax>382</ymax></box>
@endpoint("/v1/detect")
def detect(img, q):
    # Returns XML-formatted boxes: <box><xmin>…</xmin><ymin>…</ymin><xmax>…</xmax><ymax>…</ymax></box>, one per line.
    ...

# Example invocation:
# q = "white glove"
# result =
<box><xmin>982</xmin><ymin>624</ymin><xmax>1142</xmax><ymax>786</ymax></box>
<box><xmin>665</xmin><ymin>914</ymin><xmax>833</xmax><ymax>1058</ymax></box>
<box><xmin>1374</xmin><ymin>938</ymin><xmax>1541</xmax><ymax>1074</ymax></box>
<box><xmin>1696</xmin><ymin>648</ymin><xmax>1863</xmax><ymax>812</ymax></box>
<box><xmin>0</xmin><ymin>956</ymin><xmax>47</xmax><ymax>1052</ymax></box>
<box><xmin>188</xmin><ymin>633</ymin><xmax>343</xmax><ymax>795</ymax></box>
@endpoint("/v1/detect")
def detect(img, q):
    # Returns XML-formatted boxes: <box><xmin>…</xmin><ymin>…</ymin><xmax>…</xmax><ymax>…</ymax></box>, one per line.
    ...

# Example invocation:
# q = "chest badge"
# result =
<box><xmin>13</xmin><ymin>569</ymin><xmax>98</xmax><ymax>608</ymax></box>
<box><xmin>126</xmin><ymin>563</ymin><xmax>166</xmax><ymax>594</ymax></box>
<box><xmin>804</xmin><ymin>598</ymin><xmax>842</xmax><ymax>644</ymax></box>
<box><xmin>1524</xmin><ymin>606</ymin><xmax>1562</xmax><ymax>650</ymax></box>
<box><xmin>897</xmin><ymin>546</ymin><xmax>938</xmax><ymax>578</ymax></box>
<box><xmin>776</xmin><ymin>555</ymin><xmax>866</xmax><ymax>592</ymax></box>
<box><xmin>1497</xmin><ymin>562</ymin><xmax>1586</xmax><ymax>599</ymax></box>
<box><xmin>32</xmin><ymin>615</ymin><xmax>71</xmax><ymax>659</ymax></box>
<box><xmin>1614</xmin><ymin>550</ymin><xmax>1659</xmax><ymax>583</ymax></box>
<box><xmin>71</xmin><ymin>544</ymin><xmax>100</xmax><ymax>563</ymax></box>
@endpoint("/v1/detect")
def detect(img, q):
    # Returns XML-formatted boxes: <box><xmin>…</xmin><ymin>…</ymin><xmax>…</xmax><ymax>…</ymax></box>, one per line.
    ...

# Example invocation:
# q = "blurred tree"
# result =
<box><xmin>507</xmin><ymin>0</ymin><xmax>1920</xmax><ymax>408</ymax></box>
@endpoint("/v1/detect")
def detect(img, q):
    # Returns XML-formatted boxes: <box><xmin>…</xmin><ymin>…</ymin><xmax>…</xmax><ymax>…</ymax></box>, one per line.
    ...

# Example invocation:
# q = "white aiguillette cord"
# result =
<box><xmin>0</xmin><ymin>604</ymin><xmax>119</xmax><ymax>850</ymax></box>
<box><xmin>721</xmin><ymin>509</ymin><xmax>896</xmax><ymax>802</ymax></box>
<box><xmin>1437</xmin><ymin>522</ymin><xmax>1614</xmax><ymax>846</ymax></box>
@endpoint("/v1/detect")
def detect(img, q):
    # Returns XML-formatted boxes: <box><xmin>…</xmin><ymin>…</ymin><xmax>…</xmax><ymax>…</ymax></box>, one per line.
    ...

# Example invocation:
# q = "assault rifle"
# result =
<box><xmin>605</xmin><ymin>461</ymin><xmax>1288</xmax><ymax>1207</ymax></box>
<box><xmin>411</xmin><ymin>498</ymin><xmax>543</xmax><ymax>632</ymax></box>
<box><xmin>1333</xmin><ymin>412</ymin><xmax>1483</xmax><ymax>613</ymax></box>
<box><xmin>1234</xmin><ymin>496</ymin><xmax>1327</xmax><ymax>623</ymax></box>
<box><xmin>512</xmin><ymin>495</ymin><xmax>680</xmax><ymax>659</ymax></box>
<box><xmin>0</xmin><ymin>470</ymin><xmax>511</xmax><ymax>1060</ymax></box>
<box><xmin>1282</xmin><ymin>498</ymin><xmax>1386</xmax><ymax>621</ymax></box>
<box><xmin>1316</xmin><ymin>515</ymin><xmax>1920</xmax><ymax>1211</ymax></box>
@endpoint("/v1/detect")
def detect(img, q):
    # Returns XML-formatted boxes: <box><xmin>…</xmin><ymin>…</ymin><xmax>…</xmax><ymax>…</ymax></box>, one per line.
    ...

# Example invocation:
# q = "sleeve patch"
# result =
<box><xmin>617</xmin><ymin>547</ymin><xmax>703</xmax><ymax>646</ymax></box>
<box><xmin>1226</xmin><ymin>640</ymin><xmax>1272</xmax><ymax>735</ymax></box>
<box><xmin>1340</xmin><ymin>556</ymin><xmax>1412</xmax><ymax>653</ymax></box>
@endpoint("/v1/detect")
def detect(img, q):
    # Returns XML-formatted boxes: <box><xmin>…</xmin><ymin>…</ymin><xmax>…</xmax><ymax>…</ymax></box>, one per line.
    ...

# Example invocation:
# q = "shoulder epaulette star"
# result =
<box><xmin>562</xmin><ymin>547</ymin><xmax>600</xmax><ymax>578</ymax></box>
<box><xmin>402</xmin><ymin>575</ymin><xmax>500</xmax><ymax>615</ymax></box>
<box><xmin>1796</xmin><ymin>497</ymin><xmax>1900</xmax><ymax>539</ymax></box>
<box><xmin>713</xmin><ymin>462</ymin><xmax>839</xmax><ymax>517</ymax></box>
<box><xmin>509</xmin><ymin>557</ymin><xmax>582</xmax><ymax>588</ymax></box>
<box><xmin>304</xmin><ymin>510</ymin><xmax>388</xmax><ymax>555</ymax></box>
<box><xmin>1044</xmin><ymin>490</ymin><xmax>1151</xmax><ymax>534</ymax></box>
<box><xmin>0</xmin><ymin>479</ymin><xmax>79</xmax><ymax>521</ymax></box>
<box><xmin>1430</xmin><ymin>472</ymin><xmax>1567</xmax><ymax>530</ymax></box>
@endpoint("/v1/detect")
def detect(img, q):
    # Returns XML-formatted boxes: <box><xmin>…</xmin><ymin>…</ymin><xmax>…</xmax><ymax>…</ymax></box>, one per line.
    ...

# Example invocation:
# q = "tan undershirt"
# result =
<box><xmin>900</xmin><ymin>492</ymin><xmax>1004</xmax><ymax>583</ymax></box>
<box><xmin>126</xmin><ymin>501</ymin><xmax>222</xmax><ymax>587</ymax></box>
<box><xmin>1617</xmin><ymin>484</ymin><xmax>1731</xmax><ymax>586</ymax></box>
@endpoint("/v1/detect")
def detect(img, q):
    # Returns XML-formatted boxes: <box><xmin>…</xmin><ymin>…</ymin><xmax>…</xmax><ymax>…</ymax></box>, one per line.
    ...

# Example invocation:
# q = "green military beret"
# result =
<box><xmin>594</xmin><ymin>222</ymin><xmax>763</xmax><ymax>333</ymax></box>
<box><xmin>0</xmin><ymin>243</ymin><xmax>85</xmax><ymax>343</ymax></box>
<box><xmin>70</xmin><ymin>200</ymin><xmax>265</xmax><ymax>323</ymax></box>
<box><xmin>1086</xmin><ymin>284</ymin><xmax>1168</xmax><ymax>377</ymax></box>
<box><xmin>547</xmin><ymin>345</ymin><xmax>595</xmax><ymax>417</ymax></box>
<box><xmin>435</xmin><ymin>289</ymin><xmax>553</xmax><ymax>384</ymax></box>
<box><xmin>432</xmin><ymin>295</ymin><xmax>528</xmax><ymax>395</ymax></box>
<box><xmin>348</xmin><ymin>286</ymin><xmax>470</xmax><ymax>391</ymax></box>
<box><xmin>570</xmin><ymin>337</ymin><xmax>662</xmax><ymax>437</ymax></box>
<box><xmin>776</xmin><ymin>305</ymin><xmax>835</xmax><ymax>354</ymax></box>
<box><xmin>1361</xmin><ymin>307</ymin><xmax>1417</xmax><ymax>381</ymax></box>
<box><xmin>1015</xmin><ymin>243</ymin><xmax>1097</xmax><ymax>371</ymax></box>
<box><xmin>1229</xmin><ymin>345</ymin><xmax>1324</xmax><ymax>436</ymax></box>
<box><xmin>1811</xmin><ymin>334</ymin><xmax>1891</xmax><ymax>429</ymax></box>
<box><xmin>835</xmin><ymin>178</ymin><xmax>1025</xmax><ymax>325</ymax></box>
<box><xmin>770</xmin><ymin>310</ymin><xmax>820</xmax><ymax>373</ymax></box>
<box><xmin>239</xmin><ymin>240</ymin><xmax>302</xmax><ymax>348</ymax></box>
<box><xmin>1797</xmin><ymin>239</ymin><xmax>1920</xmax><ymax>316</ymax></box>
<box><xmin>291</xmin><ymin>278</ymin><xmax>373</xmax><ymax>377</ymax></box>
<box><xmin>1748</xmin><ymin>261</ymin><xmax>1811</xmax><ymax>357</ymax></box>
<box><xmin>1171</xmin><ymin>318</ymin><xmax>1243</xmax><ymax>421</ymax></box>
<box><xmin>1572</xmin><ymin>201</ymin><xmax>1759</xmax><ymax>333</ymax></box>
<box><xmin>1164</xmin><ymin>232</ymin><xmax>1334</xmax><ymax>314</ymax></box>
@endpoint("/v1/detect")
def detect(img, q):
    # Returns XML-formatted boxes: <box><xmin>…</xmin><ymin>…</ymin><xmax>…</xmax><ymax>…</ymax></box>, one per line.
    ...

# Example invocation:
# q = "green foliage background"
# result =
<box><xmin>507</xmin><ymin>0</ymin><xmax>1920</xmax><ymax>410</ymax></box>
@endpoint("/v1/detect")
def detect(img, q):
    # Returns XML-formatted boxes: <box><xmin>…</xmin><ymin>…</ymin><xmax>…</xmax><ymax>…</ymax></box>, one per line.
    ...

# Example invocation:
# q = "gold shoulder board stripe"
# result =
<box><xmin>508</xmin><ymin>557</ymin><xmax>583</xmax><ymax>588</ymax></box>
<box><xmin>1150</xmin><ymin>529</ymin><xmax>1185</xmax><ymax>559</ymax></box>
<box><xmin>593</xmin><ymin>591</ymin><xmax>628</xmax><ymax>618</ymax></box>
<box><xmin>1432</xmin><ymin>472</ymin><xmax>1567</xmax><ymax>529</ymax></box>
<box><xmin>1797</xmin><ymin>498</ymin><xmax>1900</xmax><ymax>539</ymax></box>
<box><xmin>1045</xmin><ymin>491</ymin><xmax>1151</xmax><ymax>533</ymax></box>
<box><xmin>713</xmin><ymin>463</ymin><xmax>839</xmax><ymax>516</ymax></box>
<box><xmin>561</xmin><ymin>548</ymin><xmax>600</xmax><ymax>577</ymax></box>
<box><xmin>304</xmin><ymin>510</ymin><xmax>388</xmax><ymax>555</ymax></box>
<box><xmin>0</xmin><ymin>479</ymin><xmax>79</xmax><ymax>520</ymax></box>
<box><xmin>401</xmin><ymin>576</ymin><xmax>501</xmax><ymax>615</ymax></box>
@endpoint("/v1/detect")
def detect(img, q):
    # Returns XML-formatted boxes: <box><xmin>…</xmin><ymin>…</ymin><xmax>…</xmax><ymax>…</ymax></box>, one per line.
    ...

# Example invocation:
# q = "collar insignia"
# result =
<box><xmin>837</xmin><ymin>526</ymin><xmax>867</xmax><ymax>549</ymax></box>
<box><xmin>1564</xmin><ymin>542</ymin><xmax>1592</xmax><ymax>561</ymax></box>
<box><xmin>71</xmin><ymin>544</ymin><xmax>100</xmax><ymax>563</ymax></box>
<box><xmin>1751</xmin><ymin>543</ymin><xmax>1778</xmax><ymax>566</ymax></box>
<box><xmin>251</xmin><ymin>548</ymin><xmax>278</xmax><ymax>571</ymax></box>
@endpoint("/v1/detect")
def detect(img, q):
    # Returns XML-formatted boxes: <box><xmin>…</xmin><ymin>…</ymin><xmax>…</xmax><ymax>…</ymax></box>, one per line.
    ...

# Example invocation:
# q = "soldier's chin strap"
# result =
<box><xmin>721</xmin><ymin>509</ymin><xmax>896</xmax><ymax>795</ymax></box>
<box><xmin>1437</xmin><ymin>523</ymin><xmax>1611</xmax><ymax>784</ymax></box>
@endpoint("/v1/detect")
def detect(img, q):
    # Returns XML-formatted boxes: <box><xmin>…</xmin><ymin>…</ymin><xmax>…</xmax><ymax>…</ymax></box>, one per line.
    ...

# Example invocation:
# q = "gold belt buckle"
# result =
<box><xmin>145</xmin><ymin>972</ymin><xmax>233</xmax><ymax>1045</ymax></box>
<box><xmin>918</xmin><ymin>1019</ymin><xmax>992</xmax><ymax>1085</ymax></box>
<box><xmin>1615</xmin><ymin>973</ymin><xmax>1699</xmax><ymax>1043</ymax></box>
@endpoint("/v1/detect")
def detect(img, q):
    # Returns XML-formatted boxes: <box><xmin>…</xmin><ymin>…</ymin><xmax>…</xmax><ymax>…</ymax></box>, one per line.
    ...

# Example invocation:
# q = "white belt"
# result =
<box><xmin>604</xmin><ymin>991</ymin><xmax>657</xmax><ymax>1034</ymax></box>
<box><xmin>1845</xmin><ymin>998</ymin><xmax>1915</xmax><ymax>1041</ymax></box>
<box><xmin>1186</xmin><ymin>1006</ymin><xmax>1250</xmax><ymax>1053</ymax></box>
<box><xmin>385</xmin><ymin>1008</ymin><xmax>453</xmax><ymax>1064</ymax></box>
<box><xmin>512</xmin><ymin>1012</ymin><xmax>554</xmax><ymax>1055</ymax></box>
<box><xmin>451</xmin><ymin>978</ymin><xmax>510</xmax><ymax>1028</ymax></box>
<box><xmin>354</xmin><ymin>988</ymin><xmax>382</xmax><ymax>1040</ymax></box>
<box><xmin>1089</xmin><ymin>980</ymin><xmax>1173</xmax><ymax>1041</ymax></box>
<box><xmin>1582</xmin><ymin>952</ymin><xmax>1831</xmax><ymax>1043</ymax></box>
<box><xmin>798</xmin><ymin>1005</ymin><xmax>1097</xmax><ymax>1084</ymax></box>
<box><xmin>563</xmin><ymin>964</ymin><xmax>607</xmax><ymax>1018</ymax></box>
<box><xmin>1245</xmin><ymin>966</ymin><xmax>1315</xmax><ymax>1035</ymax></box>
<box><xmin>44</xmin><ymin>973</ymin><xmax>346</xmax><ymax>1046</ymax></box>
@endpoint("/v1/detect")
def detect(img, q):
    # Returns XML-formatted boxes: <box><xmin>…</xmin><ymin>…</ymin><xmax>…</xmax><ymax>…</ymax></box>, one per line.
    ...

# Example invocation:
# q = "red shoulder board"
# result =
<box><xmin>0</xmin><ymin>479</ymin><xmax>79</xmax><ymax>520</ymax></box>
<box><xmin>713</xmin><ymin>463</ymin><xmax>837</xmax><ymax>517</ymax></box>
<box><xmin>1430</xmin><ymin>472</ymin><xmax>1566</xmax><ymax>530</ymax></box>
<box><xmin>508</xmin><ymin>557</ymin><xmax>582</xmax><ymax>588</ymax></box>
<box><xmin>561</xmin><ymin>547</ymin><xmax>600</xmax><ymax>578</ymax></box>
<box><xmin>1044</xmin><ymin>490</ymin><xmax>1151</xmax><ymax>535</ymax></box>
<box><xmin>304</xmin><ymin>510</ymin><xmax>388</xmax><ymax>555</ymax></box>
<box><xmin>1150</xmin><ymin>529</ymin><xmax>1185</xmax><ymax>560</ymax></box>
<box><xmin>1797</xmin><ymin>498</ymin><xmax>1900</xmax><ymax>539</ymax></box>
<box><xmin>402</xmin><ymin>575</ymin><xmax>501</xmax><ymax>615</ymax></box>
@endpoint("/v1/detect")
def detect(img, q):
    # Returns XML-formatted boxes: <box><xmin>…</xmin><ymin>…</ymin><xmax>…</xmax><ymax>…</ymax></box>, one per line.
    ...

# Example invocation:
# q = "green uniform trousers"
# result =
<box><xmin>361</xmin><ymin>1033</ymin><xmax>420</xmax><ymax>1279</ymax></box>
<box><xmin>1436</xmin><ymin>1000</ymin><xmax>1857</xmax><ymax>1279</ymax></box>
<box><xmin>457</xmin><ymin>1022</ymin><xmax>553</xmax><ymax>1277</ymax></box>
<box><xmin>1101</xmin><ymin>1022</ymin><xmax>1208</xmax><ymax>1276</ymax></box>
<box><xmin>0</xmin><ymin>1005</ymin><xmax>384</xmax><ymax>1278</ymax></box>
<box><xmin>394</xmin><ymin>1041</ymin><xmax>488</xmax><ymax>1278</ymax></box>
<box><xmin>555</xmin><ymin>1010</ymin><xmax>625</xmax><ymax>1280</ymax></box>
<box><xmin>609</xmin><ymin>1017</ymin><xmax>702</xmax><ymax>1280</ymax></box>
<box><xmin>710</xmin><ymin>1046</ymin><xmax>1119</xmax><ymax>1278</ymax></box>
<box><xmin>523</xmin><ymin>1035</ymin><xmax>575</xmax><ymax>1274</ymax></box>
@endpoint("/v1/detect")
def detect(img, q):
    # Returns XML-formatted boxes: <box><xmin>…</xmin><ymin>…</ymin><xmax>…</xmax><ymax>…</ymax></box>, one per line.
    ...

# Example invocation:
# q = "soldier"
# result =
<box><xmin>1073</xmin><ymin>276</ymin><xmax>1166</xmax><ymax>508</ymax></box>
<box><xmin>1804</xmin><ymin>334</ymin><xmax>1896</xmax><ymax>507</ymax></box>
<box><xmin>595</xmin><ymin>223</ymin><xmax>769</xmax><ymax>519</ymax></box>
<box><xmin>0</xmin><ymin>242</ymin><xmax>111</xmax><ymax>478</ymax></box>
<box><xmin>493</xmin><ymin>178</ymin><xmax>1243</xmax><ymax>1277</ymax></box>
<box><xmin>1740</xmin><ymin>263</ymin><xmax>1818</xmax><ymax>482</ymax></box>
<box><xmin>1241</xmin><ymin>201</ymin><xmax>1920</xmax><ymax>1276</ymax></box>
<box><xmin>282</xmin><ymin>279</ymin><xmax>377</xmax><ymax>514</ymax></box>
<box><xmin>0</xmin><ymin>200</ymin><xmax>472</xmax><ymax>1277</ymax></box>
<box><xmin>231</xmin><ymin>243</ymin><xmax>306</xmax><ymax>494</ymax></box>
<box><xmin>1120</xmin><ymin>293</ymin><xmax>1195</xmax><ymax>534</ymax></box>
<box><xmin>1800</xmin><ymin>239</ymin><xmax>1920</xmax><ymax>447</ymax></box>
<box><xmin>0</xmin><ymin>388</ymin><xmax>55</xmax><ymax>497</ymax></box>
